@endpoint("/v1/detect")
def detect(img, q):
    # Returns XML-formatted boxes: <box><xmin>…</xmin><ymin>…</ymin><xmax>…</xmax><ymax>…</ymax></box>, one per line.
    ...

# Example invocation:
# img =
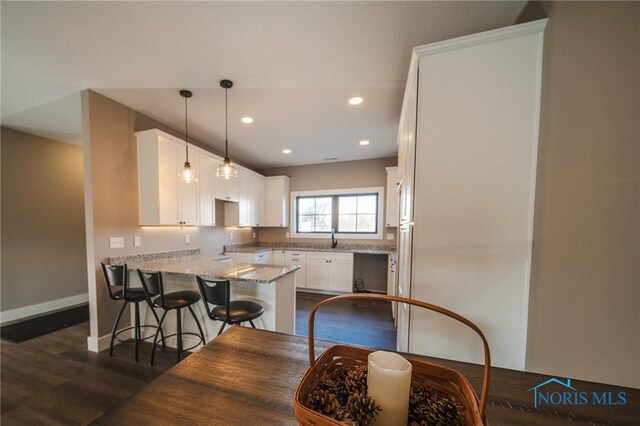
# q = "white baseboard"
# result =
<box><xmin>87</xmin><ymin>327</ymin><xmax>133</xmax><ymax>353</ymax></box>
<box><xmin>0</xmin><ymin>293</ymin><xmax>89</xmax><ymax>325</ymax></box>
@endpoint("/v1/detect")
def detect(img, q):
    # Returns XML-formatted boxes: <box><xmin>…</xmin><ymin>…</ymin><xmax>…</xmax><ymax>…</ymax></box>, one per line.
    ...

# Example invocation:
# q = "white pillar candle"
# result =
<box><xmin>367</xmin><ymin>350</ymin><xmax>412</xmax><ymax>426</ymax></box>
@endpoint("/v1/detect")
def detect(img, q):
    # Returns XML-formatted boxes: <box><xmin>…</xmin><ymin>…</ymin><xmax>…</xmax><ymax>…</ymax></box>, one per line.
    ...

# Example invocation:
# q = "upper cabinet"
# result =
<box><xmin>265</xmin><ymin>176</ymin><xmax>289</xmax><ymax>227</ymax></box>
<box><xmin>385</xmin><ymin>167</ymin><xmax>399</xmax><ymax>227</ymax></box>
<box><xmin>137</xmin><ymin>129</ymin><xmax>288</xmax><ymax>229</ymax></box>
<box><xmin>137</xmin><ymin>129</ymin><xmax>199</xmax><ymax>226</ymax></box>
<box><xmin>198</xmin><ymin>152</ymin><xmax>216</xmax><ymax>227</ymax></box>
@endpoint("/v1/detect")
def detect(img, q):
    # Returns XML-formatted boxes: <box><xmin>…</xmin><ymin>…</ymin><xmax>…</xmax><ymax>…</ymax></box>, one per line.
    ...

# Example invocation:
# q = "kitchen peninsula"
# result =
<box><xmin>111</xmin><ymin>250</ymin><xmax>299</xmax><ymax>344</ymax></box>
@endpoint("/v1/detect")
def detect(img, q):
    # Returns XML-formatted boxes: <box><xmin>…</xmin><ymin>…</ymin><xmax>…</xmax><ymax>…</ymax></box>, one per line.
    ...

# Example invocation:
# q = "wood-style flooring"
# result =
<box><xmin>2</xmin><ymin>292</ymin><xmax>639</xmax><ymax>425</ymax></box>
<box><xmin>295</xmin><ymin>291</ymin><xmax>396</xmax><ymax>351</ymax></box>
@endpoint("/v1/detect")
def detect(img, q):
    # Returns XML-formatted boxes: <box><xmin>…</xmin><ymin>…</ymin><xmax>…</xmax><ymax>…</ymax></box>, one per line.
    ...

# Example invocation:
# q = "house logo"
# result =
<box><xmin>527</xmin><ymin>377</ymin><xmax>627</xmax><ymax>408</ymax></box>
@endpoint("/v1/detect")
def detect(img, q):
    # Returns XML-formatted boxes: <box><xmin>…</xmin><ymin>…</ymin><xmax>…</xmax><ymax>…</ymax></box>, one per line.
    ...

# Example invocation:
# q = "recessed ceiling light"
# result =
<box><xmin>359</xmin><ymin>140</ymin><xmax>370</xmax><ymax>146</ymax></box>
<box><xmin>349</xmin><ymin>97</ymin><xmax>364</xmax><ymax>105</ymax></box>
<box><xmin>282</xmin><ymin>149</ymin><xmax>292</xmax><ymax>154</ymax></box>
<box><xmin>241</xmin><ymin>117</ymin><xmax>254</xmax><ymax>124</ymax></box>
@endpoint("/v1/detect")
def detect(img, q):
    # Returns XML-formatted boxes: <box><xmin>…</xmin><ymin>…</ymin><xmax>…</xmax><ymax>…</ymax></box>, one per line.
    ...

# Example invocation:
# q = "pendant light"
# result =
<box><xmin>216</xmin><ymin>79</ymin><xmax>238</xmax><ymax>179</ymax></box>
<box><xmin>179</xmin><ymin>89</ymin><xmax>197</xmax><ymax>184</ymax></box>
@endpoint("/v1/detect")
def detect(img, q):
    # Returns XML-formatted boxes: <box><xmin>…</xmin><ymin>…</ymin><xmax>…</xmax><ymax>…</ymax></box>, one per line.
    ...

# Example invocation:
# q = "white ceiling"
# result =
<box><xmin>1</xmin><ymin>1</ymin><xmax>525</xmax><ymax>169</ymax></box>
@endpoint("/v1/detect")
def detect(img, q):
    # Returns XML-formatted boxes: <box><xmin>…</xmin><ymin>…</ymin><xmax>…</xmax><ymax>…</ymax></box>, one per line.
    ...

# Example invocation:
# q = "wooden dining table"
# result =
<box><xmin>95</xmin><ymin>326</ymin><xmax>639</xmax><ymax>426</ymax></box>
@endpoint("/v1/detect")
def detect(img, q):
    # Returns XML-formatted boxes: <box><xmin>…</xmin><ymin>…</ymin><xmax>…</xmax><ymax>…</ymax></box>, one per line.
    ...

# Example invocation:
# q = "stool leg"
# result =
<box><xmin>187</xmin><ymin>305</ymin><xmax>206</xmax><ymax>347</ymax></box>
<box><xmin>249</xmin><ymin>320</ymin><xmax>256</xmax><ymax>329</ymax></box>
<box><xmin>217</xmin><ymin>321</ymin><xmax>227</xmax><ymax>336</ymax></box>
<box><xmin>147</xmin><ymin>300</ymin><xmax>166</xmax><ymax>349</ymax></box>
<box><xmin>134</xmin><ymin>301</ymin><xmax>141</xmax><ymax>362</ymax></box>
<box><xmin>176</xmin><ymin>308</ymin><xmax>183</xmax><ymax>363</ymax></box>
<box><xmin>110</xmin><ymin>301</ymin><xmax>128</xmax><ymax>357</ymax></box>
<box><xmin>151</xmin><ymin>310</ymin><xmax>167</xmax><ymax>366</ymax></box>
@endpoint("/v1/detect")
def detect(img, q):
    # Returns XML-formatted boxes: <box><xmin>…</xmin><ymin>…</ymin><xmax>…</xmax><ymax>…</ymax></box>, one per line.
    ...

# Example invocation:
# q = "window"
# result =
<box><xmin>337</xmin><ymin>194</ymin><xmax>377</xmax><ymax>233</ymax></box>
<box><xmin>291</xmin><ymin>188</ymin><xmax>383</xmax><ymax>239</ymax></box>
<box><xmin>296</xmin><ymin>196</ymin><xmax>332</xmax><ymax>233</ymax></box>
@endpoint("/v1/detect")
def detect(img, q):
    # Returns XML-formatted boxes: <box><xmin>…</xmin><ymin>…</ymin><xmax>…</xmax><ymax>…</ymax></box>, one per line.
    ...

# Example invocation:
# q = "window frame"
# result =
<box><xmin>290</xmin><ymin>187</ymin><xmax>384</xmax><ymax>240</ymax></box>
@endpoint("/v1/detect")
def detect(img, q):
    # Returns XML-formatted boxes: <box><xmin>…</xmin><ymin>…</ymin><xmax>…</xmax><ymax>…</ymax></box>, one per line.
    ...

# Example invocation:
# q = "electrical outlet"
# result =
<box><xmin>109</xmin><ymin>237</ymin><xmax>124</xmax><ymax>249</ymax></box>
<box><xmin>253</xmin><ymin>232</ymin><xmax>256</xmax><ymax>239</ymax></box>
<box><xmin>285</xmin><ymin>232</ymin><xmax>290</xmax><ymax>238</ymax></box>
<box><xmin>185</xmin><ymin>234</ymin><xmax>190</xmax><ymax>244</ymax></box>
<box><xmin>229</xmin><ymin>232</ymin><xmax>234</xmax><ymax>240</ymax></box>
<box><xmin>387</xmin><ymin>233</ymin><xmax>395</xmax><ymax>240</ymax></box>
<box><xmin>134</xmin><ymin>236</ymin><xmax>141</xmax><ymax>247</ymax></box>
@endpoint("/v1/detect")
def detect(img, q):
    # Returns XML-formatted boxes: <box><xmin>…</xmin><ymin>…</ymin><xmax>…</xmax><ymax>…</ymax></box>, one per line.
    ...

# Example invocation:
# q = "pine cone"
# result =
<box><xmin>345</xmin><ymin>392</ymin><xmax>381</xmax><ymax>426</ymax></box>
<box><xmin>410</xmin><ymin>391</ymin><xmax>463</xmax><ymax>426</ymax></box>
<box><xmin>344</xmin><ymin>366</ymin><xmax>368</xmax><ymax>394</ymax></box>
<box><xmin>409</xmin><ymin>385</ymin><xmax>434</xmax><ymax>406</ymax></box>
<box><xmin>306</xmin><ymin>389</ymin><xmax>340</xmax><ymax>417</ymax></box>
<box><xmin>329</xmin><ymin>365</ymin><xmax>349</xmax><ymax>383</ymax></box>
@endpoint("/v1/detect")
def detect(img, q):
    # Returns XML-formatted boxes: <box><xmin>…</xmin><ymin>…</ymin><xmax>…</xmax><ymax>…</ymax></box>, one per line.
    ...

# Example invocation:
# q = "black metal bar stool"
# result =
<box><xmin>137</xmin><ymin>270</ymin><xmax>206</xmax><ymax>365</ymax></box>
<box><xmin>196</xmin><ymin>276</ymin><xmax>265</xmax><ymax>336</ymax></box>
<box><xmin>101</xmin><ymin>263</ymin><xmax>165</xmax><ymax>362</ymax></box>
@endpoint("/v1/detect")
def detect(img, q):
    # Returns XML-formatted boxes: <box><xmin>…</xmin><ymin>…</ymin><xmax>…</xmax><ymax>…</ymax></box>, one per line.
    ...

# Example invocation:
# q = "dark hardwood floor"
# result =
<box><xmin>296</xmin><ymin>291</ymin><xmax>396</xmax><ymax>351</ymax></box>
<box><xmin>0</xmin><ymin>322</ymin><xmax>178</xmax><ymax>425</ymax></box>
<box><xmin>2</xmin><ymin>292</ymin><xmax>638</xmax><ymax>425</ymax></box>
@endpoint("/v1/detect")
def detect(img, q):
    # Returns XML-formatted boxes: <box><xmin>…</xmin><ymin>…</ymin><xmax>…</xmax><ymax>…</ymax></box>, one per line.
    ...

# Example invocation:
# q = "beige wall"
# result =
<box><xmin>85</xmin><ymin>91</ymin><xmax>254</xmax><ymax>338</ymax></box>
<box><xmin>1</xmin><ymin>127</ymin><xmax>87</xmax><ymax>312</ymax></box>
<box><xmin>523</xmin><ymin>2</ymin><xmax>640</xmax><ymax>387</ymax></box>
<box><xmin>260</xmin><ymin>157</ymin><xmax>398</xmax><ymax>245</ymax></box>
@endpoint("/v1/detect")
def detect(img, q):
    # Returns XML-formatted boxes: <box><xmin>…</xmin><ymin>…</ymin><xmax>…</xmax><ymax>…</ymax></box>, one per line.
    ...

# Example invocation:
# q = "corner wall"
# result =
<box><xmin>1</xmin><ymin>127</ymin><xmax>87</xmax><ymax>320</ymax></box>
<box><xmin>524</xmin><ymin>2</ymin><xmax>640</xmax><ymax>388</ymax></box>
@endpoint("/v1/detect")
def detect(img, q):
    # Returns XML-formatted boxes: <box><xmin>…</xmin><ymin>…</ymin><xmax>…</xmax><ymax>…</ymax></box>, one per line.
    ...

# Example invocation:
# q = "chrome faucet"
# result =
<box><xmin>331</xmin><ymin>228</ymin><xmax>338</xmax><ymax>248</ymax></box>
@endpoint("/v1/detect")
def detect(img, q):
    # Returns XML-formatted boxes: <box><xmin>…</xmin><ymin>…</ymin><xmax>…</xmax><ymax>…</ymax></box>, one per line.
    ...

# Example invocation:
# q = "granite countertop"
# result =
<box><xmin>129</xmin><ymin>256</ymin><xmax>299</xmax><ymax>284</ymax></box>
<box><xmin>224</xmin><ymin>242</ymin><xmax>396</xmax><ymax>255</ymax></box>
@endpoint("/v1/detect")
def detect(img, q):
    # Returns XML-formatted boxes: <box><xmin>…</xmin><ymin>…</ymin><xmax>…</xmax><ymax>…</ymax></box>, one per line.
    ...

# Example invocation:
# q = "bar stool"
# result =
<box><xmin>137</xmin><ymin>270</ymin><xmax>206</xmax><ymax>365</ymax></box>
<box><xmin>196</xmin><ymin>276</ymin><xmax>265</xmax><ymax>336</ymax></box>
<box><xmin>101</xmin><ymin>263</ymin><xmax>165</xmax><ymax>362</ymax></box>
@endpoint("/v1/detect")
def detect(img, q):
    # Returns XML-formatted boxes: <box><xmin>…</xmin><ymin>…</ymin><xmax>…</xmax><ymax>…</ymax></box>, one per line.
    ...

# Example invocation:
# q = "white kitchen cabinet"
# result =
<box><xmin>385</xmin><ymin>167</ymin><xmax>399</xmax><ymax>227</ymax></box>
<box><xmin>305</xmin><ymin>252</ymin><xmax>354</xmax><ymax>292</ymax></box>
<box><xmin>137</xmin><ymin>129</ymin><xmax>199</xmax><ymax>226</ymax></box>
<box><xmin>214</xmin><ymin>158</ymin><xmax>240</xmax><ymax>202</ymax></box>
<box><xmin>271</xmin><ymin>249</ymin><xmax>286</xmax><ymax>265</ymax></box>
<box><xmin>285</xmin><ymin>251</ymin><xmax>307</xmax><ymax>288</ymax></box>
<box><xmin>247</xmin><ymin>172</ymin><xmax>265</xmax><ymax>227</ymax></box>
<box><xmin>395</xmin><ymin>20</ymin><xmax>547</xmax><ymax>369</ymax></box>
<box><xmin>265</xmin><ymin>176</ymin><xmax>289</xmax><ymax>227</ymax></box>
<box><xmin>305</xmin><ymin>256</ymin><xmax>330</xmax><ymax>290</ymax></box>
<box><xmin>198</xmin><ymin>152</ymin><xmax>216</xmax><ymax>227</ymax></box>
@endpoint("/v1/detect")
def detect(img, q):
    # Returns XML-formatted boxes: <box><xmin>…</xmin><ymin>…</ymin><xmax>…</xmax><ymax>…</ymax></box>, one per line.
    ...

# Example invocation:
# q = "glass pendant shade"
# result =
<box><xmin>180</xmin><ymin>161</ymin><xmax>197</xmax><ymax>183</ymax></box>
<box><xmin>216</xmin><ymin>157</ymin><xmax>238</xmax><ymax>180</ymax></box>
<box><xmin>217</xmin><ymin>79</ymin><xmax>238</xmax><ymax>179</ymax></box>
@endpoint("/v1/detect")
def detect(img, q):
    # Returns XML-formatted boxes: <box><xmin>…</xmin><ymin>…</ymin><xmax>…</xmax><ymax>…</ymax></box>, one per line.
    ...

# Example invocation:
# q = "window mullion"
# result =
<box><xmin>332</xmin><ymin>195</ymin><xmax>340</xmax><ymax>231</ymax></box>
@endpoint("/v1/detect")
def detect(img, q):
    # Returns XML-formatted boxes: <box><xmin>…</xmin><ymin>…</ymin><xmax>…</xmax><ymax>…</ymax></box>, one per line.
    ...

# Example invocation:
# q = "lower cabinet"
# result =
<box><xmin>271</xmin><ymin>249</ymin><xmax>286</xmax><ymax>265</ymax></box>
<box><xmin>305</xmin><ymin>252</ymin><xmax>354</xmax><ymax>292</ymax></box>
<box><xmin>285</xmin><ymin>251</ymin><xmax>307</xmax><ymax>288</ymax></box>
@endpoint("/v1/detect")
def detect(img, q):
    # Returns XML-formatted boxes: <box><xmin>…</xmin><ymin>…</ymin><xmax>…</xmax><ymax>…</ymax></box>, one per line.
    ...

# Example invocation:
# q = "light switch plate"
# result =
<box><xmin>185</xmin><ymin>234</ymin><xmax>190</xmax><ymax>244</ymax></box>
<box><xmin>229</xmin><ymin>232</ymin><xmax>234</xmax><ymax>240</ymax></box>
<box><xmin>387</xmin><ymin>233</ymin><xmax>395</xmax><ymax>240</ymax></box>
<box><xmin>109</xmin><ymin>237</ymin><xmax>124</xmax><ymax>249</ymax></box>
<box><xmin>253</xmin><ymin>232</ymin><xmax>256</xmax><ymax>238</ymax></box>
<box><xmin>134</xmin><ymin>236</ymin><xmax>141</xmax><ymax>247</ymax></box>
<box><xmin>285</xmin><ymin>232</ymin><xmax>290</xmax><ymax>238</ymax></box>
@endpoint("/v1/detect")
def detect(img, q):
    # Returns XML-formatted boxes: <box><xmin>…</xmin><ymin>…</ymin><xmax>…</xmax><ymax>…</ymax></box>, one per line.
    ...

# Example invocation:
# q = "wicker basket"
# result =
<box><xmin>294</xmin><ymin>293</ymin><xmax>491</xmax><ymax>426</ymax></box>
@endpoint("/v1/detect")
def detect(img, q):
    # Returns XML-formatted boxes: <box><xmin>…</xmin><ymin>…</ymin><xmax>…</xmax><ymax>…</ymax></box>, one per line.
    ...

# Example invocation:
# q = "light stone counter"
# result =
<box><xmin>224</xmin><ymin>242</ymin><xmax>396</xmax><ymax>255</ymax></box>
<box><xmin>130</xmin><ymin>256</ymin><xmax>299</xmax><ymax>284</ymax></box>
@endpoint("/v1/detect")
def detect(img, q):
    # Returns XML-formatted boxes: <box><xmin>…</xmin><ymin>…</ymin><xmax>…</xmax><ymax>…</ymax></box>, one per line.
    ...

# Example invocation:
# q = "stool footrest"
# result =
<box><xmin>113</xmin><ymin>325</ymin><xmax>162</xmax><ymax>344</ymax></box>
<box><xmin>153</xmin><ymin>332</ymin><xmax>204</xmax><ymax>352</ymax></box>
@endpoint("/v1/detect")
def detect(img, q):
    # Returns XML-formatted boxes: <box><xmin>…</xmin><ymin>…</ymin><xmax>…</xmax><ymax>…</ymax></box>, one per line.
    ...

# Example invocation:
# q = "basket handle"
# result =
<box><xmin>307</xmin><ymin>293</ymin><xmax>491</xmax><ymax>419</ymax></box>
